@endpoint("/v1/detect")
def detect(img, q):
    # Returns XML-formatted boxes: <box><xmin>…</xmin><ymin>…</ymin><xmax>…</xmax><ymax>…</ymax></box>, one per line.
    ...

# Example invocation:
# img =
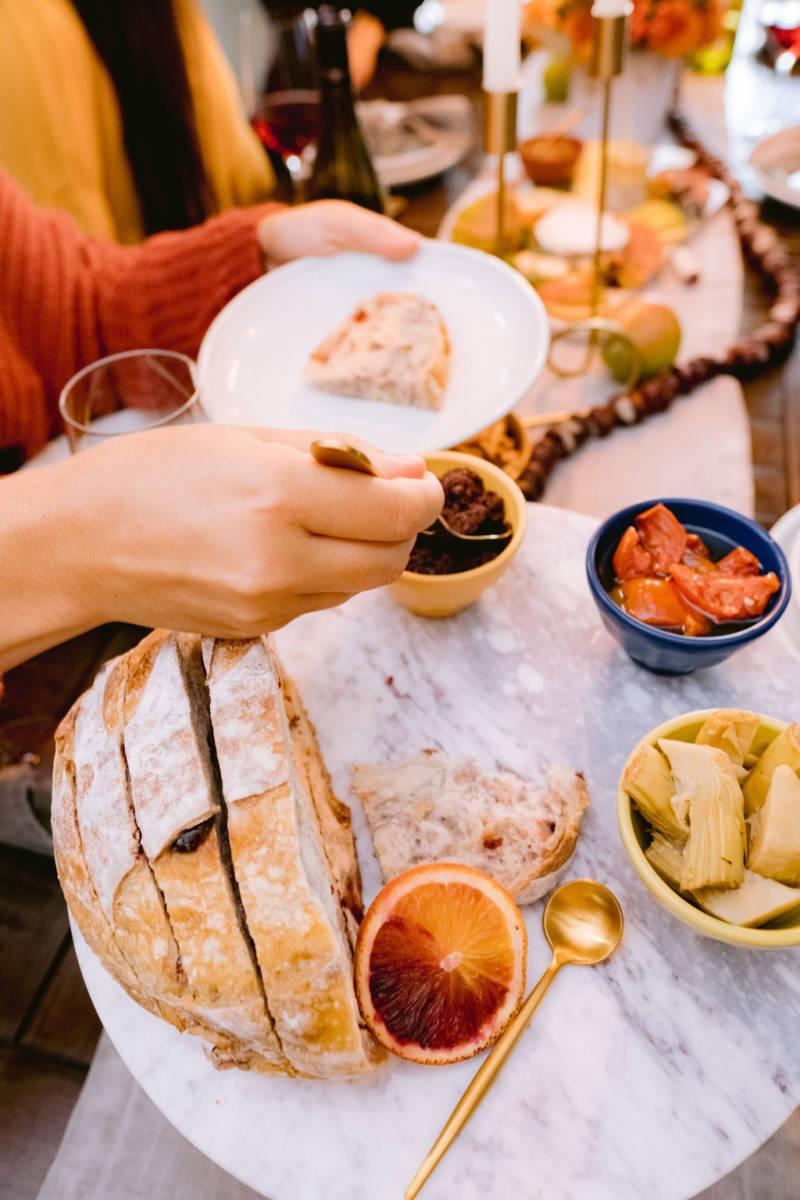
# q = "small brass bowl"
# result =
<box><xmin>617</xmin><ymin>709</ymin><xmax>800</xmax><ymax>949</ymax></box>
<box><xmin>389</xmin><ymin>450</ymin><xmax>527</xmax><ymax>619</ymax></box>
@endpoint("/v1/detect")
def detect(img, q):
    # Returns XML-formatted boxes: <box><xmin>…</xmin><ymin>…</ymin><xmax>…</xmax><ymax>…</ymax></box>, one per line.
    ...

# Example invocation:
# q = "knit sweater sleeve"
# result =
<box><xmin>0</xmin><ymin>170</ymin><xmax>277</xmax><ymax>407</ymax></box>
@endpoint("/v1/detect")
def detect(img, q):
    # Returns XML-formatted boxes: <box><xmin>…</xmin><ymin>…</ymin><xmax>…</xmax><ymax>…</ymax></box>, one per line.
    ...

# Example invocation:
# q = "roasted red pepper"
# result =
<box><xmin>635</xmin><ymin>503</ymin><xmax>688</xmax><ymax>575</ymax></box>
<box><xmin>612</xmin><ymin>525</ymin><xmax>655</xmax><ymax>582</ymax></box>
<box><xmin>671</xmin><ymin>562</ymin><xmax>780</xmax><ymax>622</ymax></box>
<box><xmin>717</xmin><ymin>546</ymin><xmax>762</xmax><ymax>577</ymax></box>
<box><xmin>611</xmin><ymin>577</ymin><xmax>711</xmax><ymax>636</ymax></box>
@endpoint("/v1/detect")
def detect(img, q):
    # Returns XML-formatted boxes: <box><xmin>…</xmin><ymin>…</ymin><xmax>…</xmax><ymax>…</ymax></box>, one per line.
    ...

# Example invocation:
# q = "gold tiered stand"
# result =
<box><xmin>545</xmin><ymin>4</ymin><xmax>639</xmax><ymax>383</ymax></box>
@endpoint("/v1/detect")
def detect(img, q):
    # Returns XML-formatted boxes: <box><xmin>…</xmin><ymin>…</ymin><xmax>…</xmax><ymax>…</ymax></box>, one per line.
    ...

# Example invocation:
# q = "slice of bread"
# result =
<box><xmin>305</xmin><ymin>291</ymin><xmax>450</xmax><ymax>411</ymax></box>
<box><xmin>353</xmin><ymin>751</ymin><xmax>589</xmax><ymax>905</ymax></box>
<box><xmin>121</xmin><ymin>631</ymin><xmax>290</xmax><ymax>1074</ymax></box>
<box><xmin>202</xmin><ymin>638</ymin><xmax>381</xmax><ymax>1077</ymax></box>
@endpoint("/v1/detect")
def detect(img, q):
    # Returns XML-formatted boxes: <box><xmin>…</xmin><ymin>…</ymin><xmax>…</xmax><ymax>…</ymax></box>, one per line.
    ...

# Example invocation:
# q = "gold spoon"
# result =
<box><xmin>310</xmin><ymin>438</ymin><xmax>512</xmax><ymax>544</ymax></box>
<box><xmin>405</xmin><ymin>879</ymin><xmax>624</xmax><ymax>1200</ymax></box>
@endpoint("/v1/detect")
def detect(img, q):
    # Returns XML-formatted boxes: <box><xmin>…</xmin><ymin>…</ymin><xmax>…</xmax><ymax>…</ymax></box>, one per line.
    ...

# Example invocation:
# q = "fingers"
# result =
<box><xmin>292</xmin><ymin>466</ymin><xmax>443</xmax><ymax>542</ymax></box>
<box><xmin>304</xmin><ymin>536</ymin><xmax>413</xmax><ymax>593</ymax></box>
<box><xmin>317</xmin><ymin>201</ymin><xmax>420</xmax><ymax>261</ymax></box>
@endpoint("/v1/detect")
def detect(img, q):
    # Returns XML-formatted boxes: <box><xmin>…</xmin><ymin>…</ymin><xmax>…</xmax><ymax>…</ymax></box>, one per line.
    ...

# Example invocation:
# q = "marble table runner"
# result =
<box><xmin>74</xmin><ymin>503</ymin><xmax>800</xmax><ymax>1200</ymax></box>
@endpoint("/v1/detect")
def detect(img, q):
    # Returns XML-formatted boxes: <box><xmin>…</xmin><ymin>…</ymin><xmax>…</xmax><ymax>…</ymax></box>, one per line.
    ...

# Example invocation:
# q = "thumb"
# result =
<box><xmin>244</xmin><ymin>427</ymin><xmax>427</xmax><ymax>479</ymax></box>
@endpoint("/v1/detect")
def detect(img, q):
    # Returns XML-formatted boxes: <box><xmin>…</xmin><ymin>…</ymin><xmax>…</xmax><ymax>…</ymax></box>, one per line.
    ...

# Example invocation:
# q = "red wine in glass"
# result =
<box><xmin>760</xmin><ymin>0</ymin><xmax>800</xmax><ymax>69</ymax></box>
<box><xmin>251</xmin><ymin>89</ymin><xmax>320</xmax><ymax>201</ymax></box>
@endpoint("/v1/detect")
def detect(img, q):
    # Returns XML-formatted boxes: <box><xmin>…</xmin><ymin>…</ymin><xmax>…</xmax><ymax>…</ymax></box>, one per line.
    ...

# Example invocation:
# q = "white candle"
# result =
<box><xmin>483</xmin><ymin>0</ymin><xmax>521</xmax><ymax>93</ymax></box>
<box><xmin>591</xmin><ymin>0</ymin><xmax>631</xmax><ymax>16</ymax></box>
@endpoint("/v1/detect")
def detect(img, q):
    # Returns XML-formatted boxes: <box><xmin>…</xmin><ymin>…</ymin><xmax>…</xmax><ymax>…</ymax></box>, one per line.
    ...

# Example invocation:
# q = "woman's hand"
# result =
<box><xmin>257</xmin><ymin>200</ymin><xmax>419</xmax><ymax>268</ymax></box>
<box><xmin>72</xmin><ymin>425</ymin><xmax>442</xmax><ymax>639</ymax></box>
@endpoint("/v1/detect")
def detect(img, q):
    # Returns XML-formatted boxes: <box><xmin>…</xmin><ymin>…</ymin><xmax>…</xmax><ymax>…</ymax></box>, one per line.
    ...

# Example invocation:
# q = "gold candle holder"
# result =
<box><xmin>485</xmin><ymin>91</ymin><xmax>519</xmax><ymax>256</ymax></box>
<box><xmin>547</xmin><ymin>5</ymin><xmax>639</xmax><ymax>383</ymax></box>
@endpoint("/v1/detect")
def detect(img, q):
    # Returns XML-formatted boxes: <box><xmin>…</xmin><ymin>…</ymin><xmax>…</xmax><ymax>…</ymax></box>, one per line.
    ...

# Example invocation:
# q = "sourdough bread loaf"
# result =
<box><xmin>304</xmin><ymin>291</ymin><xmax>450</xmax><ymax>411</ymax></box>
<box><xmin>52</xmin><ymin>633</ymin><xmax>381</xmax><ymax>1079</ymax></box>
<box><xmin>353</xmin><ymin>751</ymin><xmax>589</xmax><ymax>905</ymax></box>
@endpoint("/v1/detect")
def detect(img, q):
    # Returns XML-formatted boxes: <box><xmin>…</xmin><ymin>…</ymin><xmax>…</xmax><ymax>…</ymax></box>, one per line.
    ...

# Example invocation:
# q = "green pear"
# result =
<box><xmin>603</xmin><ymin>300</ymin><xmax>682</xmax><ymax>384</ymax></box>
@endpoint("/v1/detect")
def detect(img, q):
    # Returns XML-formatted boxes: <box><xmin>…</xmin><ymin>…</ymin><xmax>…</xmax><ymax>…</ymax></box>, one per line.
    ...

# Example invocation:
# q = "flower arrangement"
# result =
<box><xmin>524</xmin><ymin>0</ymin><xmax>724</xmax><ymax>59</ymax></box>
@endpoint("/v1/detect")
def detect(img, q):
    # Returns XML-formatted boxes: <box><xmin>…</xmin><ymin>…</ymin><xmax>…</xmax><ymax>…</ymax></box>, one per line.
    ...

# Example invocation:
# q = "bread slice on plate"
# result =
<box><xmin>203</xmin><ymin>638</ymin><xmax>382</xmax><ymax>1078</ymax></box>
<box><xmin>305</xmin><ymin>291</ymin><xmax>450</xmax><ymax>411</ymax></box>
<box><xmin>353</xmin><ymin>751</ymin><xmax>589</xmax><ymax>905</ymax></box>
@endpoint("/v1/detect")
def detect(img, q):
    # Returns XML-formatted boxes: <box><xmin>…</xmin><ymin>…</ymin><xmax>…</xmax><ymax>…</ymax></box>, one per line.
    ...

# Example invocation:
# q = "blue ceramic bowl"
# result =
<box><xmin>586</xmin><ymin>498</ymin><xmax>792</xmax><ymax>674</ymax></box>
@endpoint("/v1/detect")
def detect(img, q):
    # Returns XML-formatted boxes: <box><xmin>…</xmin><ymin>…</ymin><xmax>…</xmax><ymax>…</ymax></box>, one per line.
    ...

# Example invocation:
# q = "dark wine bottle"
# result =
<box><xmin>308</xmin><ymin>5</ymin><xmax>385</xmax><ymax>213</ymax></box>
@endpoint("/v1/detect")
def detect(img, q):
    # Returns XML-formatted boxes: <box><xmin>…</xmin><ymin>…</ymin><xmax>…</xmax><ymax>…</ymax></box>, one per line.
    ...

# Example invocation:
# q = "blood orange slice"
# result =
<box><xmin>354</xmin><ymin>863</ymin><xmax>527</xmax><ymax>1065</ymax></box>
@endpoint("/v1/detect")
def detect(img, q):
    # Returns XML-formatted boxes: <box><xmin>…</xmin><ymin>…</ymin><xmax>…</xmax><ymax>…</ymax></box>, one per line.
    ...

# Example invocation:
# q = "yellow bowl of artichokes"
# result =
<box><xmin>617</xmin><ymin>708</ymin><xmax>800</xmax><ymax>948</ymax></box>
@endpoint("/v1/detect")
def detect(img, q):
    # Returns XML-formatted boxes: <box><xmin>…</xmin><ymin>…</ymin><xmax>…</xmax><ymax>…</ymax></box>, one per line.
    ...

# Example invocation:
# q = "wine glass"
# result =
<box><xmin>251</xmin><ymin>88</ymin><xmax>321</xmax><ymax>202</ymax></box>
<box><xmin>58</xmin><ymin>350</ymin><xmax>201</xmax><ymax>453</ymax></box>
<box><xmin>242</xmin><ymin>5</ymin><xmax>320</xmax><ymax>203</ymax></box>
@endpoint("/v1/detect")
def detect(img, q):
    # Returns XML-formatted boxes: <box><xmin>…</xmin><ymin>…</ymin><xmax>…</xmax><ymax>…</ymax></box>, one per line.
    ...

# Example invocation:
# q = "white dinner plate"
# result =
<box><xmin>749</xmin><ymin>125</ymin><xmax>800</xmax><ymax>210</ymax></box>
<box><xmin>197</xmin><ymin>241</ymin><xmax>549</xmax><ymax>454</ymax></box>
<box><xmin>769</xmin><ymin>503</ymin><xmax>800</xmax><ymax>657</ymax></box>
<box><xmin>359</xmin><ymin>97</ymin><xmax>474</xmax><ymax>189</ymax></box>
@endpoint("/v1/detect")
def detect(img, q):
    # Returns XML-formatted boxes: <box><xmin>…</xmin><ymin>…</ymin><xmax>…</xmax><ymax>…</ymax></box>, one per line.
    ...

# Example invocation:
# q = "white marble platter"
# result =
<box><xmin>74</xmin><ymin>503</ymin><xmax>800</xmax><ymax>1200</ymax></box>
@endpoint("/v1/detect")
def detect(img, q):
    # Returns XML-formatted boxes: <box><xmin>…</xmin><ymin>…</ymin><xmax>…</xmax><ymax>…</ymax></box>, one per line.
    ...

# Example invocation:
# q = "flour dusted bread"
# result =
<box><xmin>305</xmin><ymin>291</ymin><xmax>450</xmax><ymax>411</ymax></box>
<box><xmin>353</xmin><ymin>751</ymin><xmax>589</xmax><ymax>904</ymax></box>
<box><xmin>52</xmin><ymin>633</ymin><xmax>381</xmax><ymax>1079</ymax></box>
<box><xmin>121</xmin><ymin>632</ymin><xmax>289</xmax><ymax>1074</ymax></box>
<box><xmin>203</xmin><ymin>639</ymin><xmax>380</xmax><ymax>1077</ymax></box>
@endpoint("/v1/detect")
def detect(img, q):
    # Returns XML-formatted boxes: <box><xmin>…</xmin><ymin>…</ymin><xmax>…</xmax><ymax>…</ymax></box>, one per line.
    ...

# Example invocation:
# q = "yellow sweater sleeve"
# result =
<box><xmin>0</xmin><ymin>0</ymin><xmax>272</xmax><ymax>243</ymax></box>
<box><xmin>0</xmin><ymin>0</ymin><xmax>133</xmax><ymax>239</ymax></box>
<box><xmin>179</xmin><ymin>0</ymin><xmax>275</xmax><ymax>211</ymax></box>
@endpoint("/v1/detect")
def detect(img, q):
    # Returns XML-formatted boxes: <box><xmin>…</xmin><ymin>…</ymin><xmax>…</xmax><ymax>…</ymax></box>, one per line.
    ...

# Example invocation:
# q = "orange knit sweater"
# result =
<box><xmin>0</xmin><ymin>169</ymin><xmax>275</xmax><ymax>464</ymax></box>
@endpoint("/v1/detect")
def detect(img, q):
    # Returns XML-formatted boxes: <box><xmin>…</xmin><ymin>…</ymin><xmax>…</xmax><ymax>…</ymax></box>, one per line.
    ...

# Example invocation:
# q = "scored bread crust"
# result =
<box><xmin>353</xmin><ymin>753</ymin><xmax>589</xmax><ymax>905</ymax></box>
<box><xmin>305</xmin><ymin>291</ymin><xmax>450</xmax><ymax>411</ymax></box>
<box><xmin>52</xmin><ymin>706</ymin><xmax>158</xmax><ymax>1016</ymax></box>
<box><xmin>54</xmin><ymin>631</ymin><xmax>378</xmax><ymax>1079</ymax></box>
<box><xmin>280</xmin><ymin>671</ymin><xmax>363</xmax><ymax>948</ymax></box>
<box><xmin>122</xmin><ymin>631</ymin><xmax>289</xmax><ymax>1073</ymax></box>
<box><xmin>203</xmin><ymin>638</ymin><xmax>382</xmax><ymax>1078</ymax></box>
<box><xmin>74</xmin><ymin>658</ymin><xmax>188</xmax><ymax>1026</ymax></box>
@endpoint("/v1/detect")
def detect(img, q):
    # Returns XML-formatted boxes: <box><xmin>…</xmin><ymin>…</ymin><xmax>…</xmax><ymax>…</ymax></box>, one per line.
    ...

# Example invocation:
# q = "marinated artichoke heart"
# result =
<box><xmin>743</xmin><ymin>723</ymin><xmax>800</xmax><ymax>815</ymax></box>
<box><xmin>694</xmin><ymin>870</ymin><xmax>800</xmax><ymax>928</ymax></box>
<box><xmin>658</xmin><ymin>739</ymin><xmax>746</xmax><ymax>891</ymax></box>
<box><xmin>645</xmin><ymin>833</ymin><xmax>684</xmax><ymax>889</ymax></box>
<box><xmin>624</xmin><ymin>743</ymin><xmax>688</xmax><ymax>841</ymax></box>
<box><xmin>695</xmin><ymin>710</ymin><xmax>760</xmax><ymax>779</ymax></box>
<box><xmin>747</xmin><ymin>764</ymin><xmax>800</xmax><ymax>885</ymax></box>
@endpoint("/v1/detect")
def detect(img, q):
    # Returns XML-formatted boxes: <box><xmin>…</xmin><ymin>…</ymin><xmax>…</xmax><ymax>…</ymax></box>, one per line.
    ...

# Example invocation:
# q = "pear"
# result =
<box><xmin>603</xmin><ymin>300</ymin><xmax>682</xmax><ymax>384</ymax></box>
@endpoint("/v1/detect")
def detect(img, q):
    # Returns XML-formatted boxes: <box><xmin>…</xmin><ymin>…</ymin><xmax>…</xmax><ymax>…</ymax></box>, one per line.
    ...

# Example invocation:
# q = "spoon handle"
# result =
<box><xmin>405</xmin><ymin>957</ymin><xmax>562</xmax><ymax>1200</ymax></box>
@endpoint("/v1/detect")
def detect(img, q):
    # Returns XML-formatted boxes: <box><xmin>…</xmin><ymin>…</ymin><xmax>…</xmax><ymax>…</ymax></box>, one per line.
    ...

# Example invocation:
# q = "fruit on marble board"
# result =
<box><xmin>354</xmin><ymin>862</ymin><xmax>526</xmax><ymax>1065</ymax></box>
<box><xmin>602</xmin><ymin>299</ymin><xmax>682</xmax><ymax>384</ymax></box>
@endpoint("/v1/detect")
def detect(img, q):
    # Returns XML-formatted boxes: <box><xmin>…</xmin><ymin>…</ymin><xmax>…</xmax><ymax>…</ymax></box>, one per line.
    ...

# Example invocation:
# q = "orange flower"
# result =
<box><xmin>526</xmin><ymin>0</ymin><xmax>720</xmax><ymax>58</ymax></box>
<box><xmin>631</xmin><ymin>0</ymin><xmax>710</xmax><ymax>56</ymax></box>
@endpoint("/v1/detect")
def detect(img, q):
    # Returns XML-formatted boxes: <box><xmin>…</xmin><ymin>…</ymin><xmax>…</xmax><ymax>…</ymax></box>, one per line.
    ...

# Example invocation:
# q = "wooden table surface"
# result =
<box><xmin>1</xmin><ymin>54</ymin><xmax>799</xmax><ymax>1200</ymax></box>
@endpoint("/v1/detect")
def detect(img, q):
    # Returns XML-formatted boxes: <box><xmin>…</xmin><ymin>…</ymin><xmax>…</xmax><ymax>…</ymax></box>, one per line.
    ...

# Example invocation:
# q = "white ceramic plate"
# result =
<box><xmin>360</xmin><ymin>98</ymin><xmax>474</xmax><ymax>189</ymax></box>
<box><xmin>197</xmin><ymin>241</ymin><xmax>549</xmax><ymax>454</ymax></box>
<box><xmin>750</xmin><ymin>125</ymin><xmax>800</xmax><ymax>210</ymax></box>
<box><xmin>769</xmin><ymin>503</ymin><xmax>800</xmax><ymax>656</ymax></box>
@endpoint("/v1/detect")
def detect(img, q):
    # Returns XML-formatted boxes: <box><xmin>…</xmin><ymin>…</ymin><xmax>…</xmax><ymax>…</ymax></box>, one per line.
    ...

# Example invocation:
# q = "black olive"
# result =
<box><xmin>173</xmin><ymin>818</ymin><xmax>215</xmax><ymax>853</ymax></box>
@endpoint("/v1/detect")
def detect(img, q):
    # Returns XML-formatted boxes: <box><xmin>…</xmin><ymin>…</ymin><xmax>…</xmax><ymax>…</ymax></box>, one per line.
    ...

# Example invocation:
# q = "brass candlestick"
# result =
<box><xmin>485</xmin><ymin>91</ymin><xmax>519</xmax><ymax>256</ymax></box>
<box><xmin>547</xmin><ymin>6</ymin><xmax>639</xmax><ymax>381</ymax></box>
